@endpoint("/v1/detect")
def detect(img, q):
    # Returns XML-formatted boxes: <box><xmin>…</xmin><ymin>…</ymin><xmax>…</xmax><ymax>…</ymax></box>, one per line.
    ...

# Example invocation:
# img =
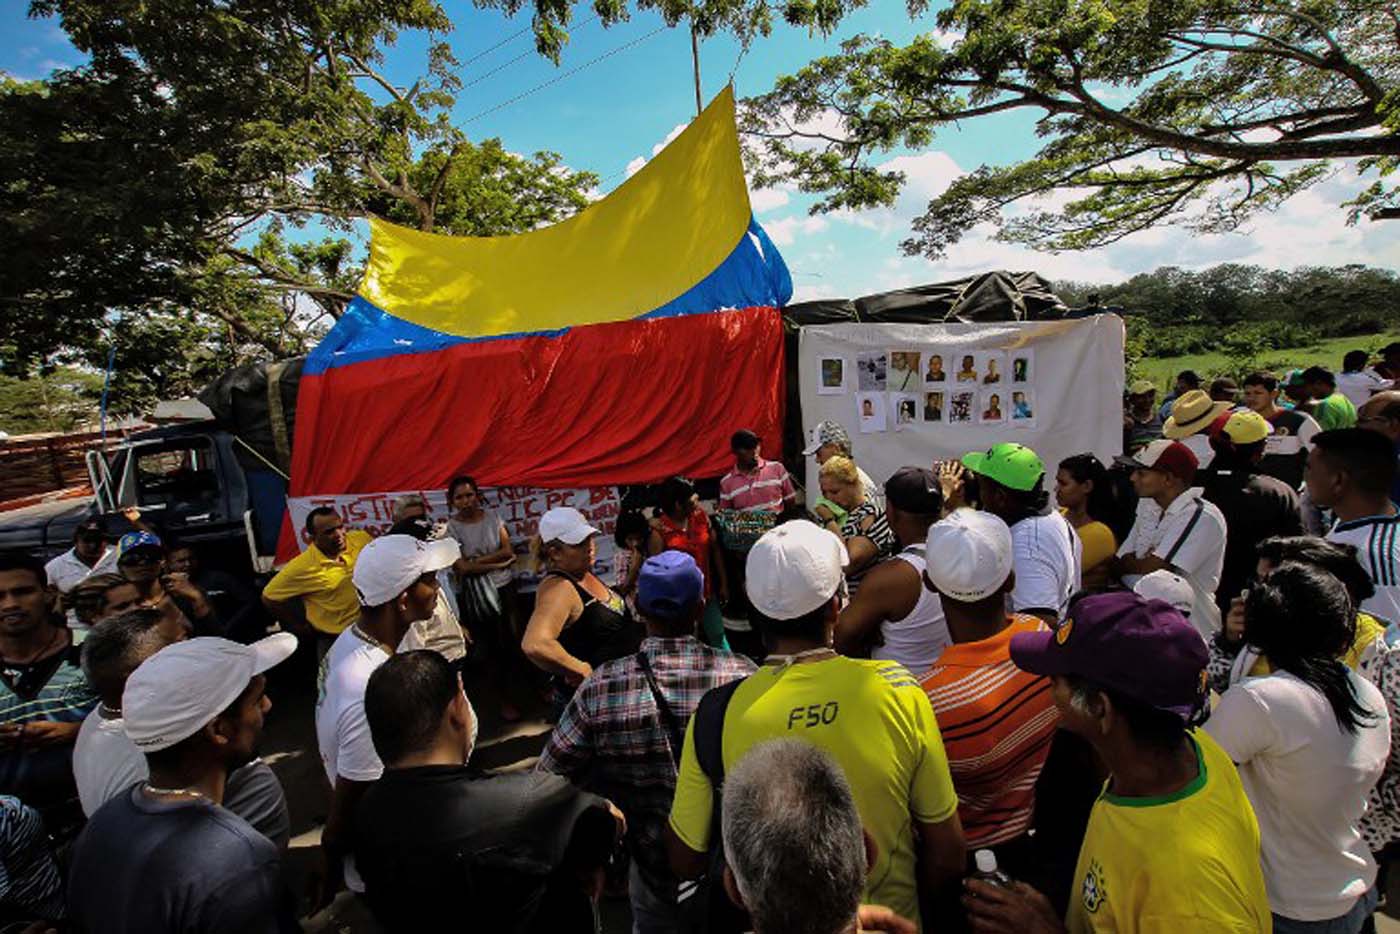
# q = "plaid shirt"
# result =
<box><xmin>537</xmin><ymin>636</ymin><xmax>755</xmax><ymax>888</ymax></box>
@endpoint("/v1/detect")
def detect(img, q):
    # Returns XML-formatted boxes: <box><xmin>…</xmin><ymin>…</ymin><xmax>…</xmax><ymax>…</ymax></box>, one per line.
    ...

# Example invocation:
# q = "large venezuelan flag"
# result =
<box><xmin>286</xmin><ymin>88</ymin><xmax>792</xmax><ymax>517</ymax></box>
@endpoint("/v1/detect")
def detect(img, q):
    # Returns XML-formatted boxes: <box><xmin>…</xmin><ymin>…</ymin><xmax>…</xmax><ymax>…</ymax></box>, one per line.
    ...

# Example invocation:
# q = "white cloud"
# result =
<box><xmin>624</xmin><ymin>155</ymin><xmax>647</xmax><ymax>178</ymax></box>
<box><xmin>765</xmin><ymin>215</ymin><xmax>830</xmax><ymax>246</ymax></box>
<box><xmin>829</xmin><ymin>150</ymin><xmax>964</xmax><ymax>236</ymax></box>
<box><xmin>749</xmin><ymin>185</ymin><xmax>791</xmax><ymax>214</ymax></box>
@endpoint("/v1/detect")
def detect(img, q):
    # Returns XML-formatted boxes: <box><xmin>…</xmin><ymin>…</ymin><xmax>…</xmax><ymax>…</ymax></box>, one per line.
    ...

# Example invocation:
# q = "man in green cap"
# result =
<box><xmin>946</xmin><ymin>443</ymin><xmax>1082</xmax><ymax>625</ymax></box>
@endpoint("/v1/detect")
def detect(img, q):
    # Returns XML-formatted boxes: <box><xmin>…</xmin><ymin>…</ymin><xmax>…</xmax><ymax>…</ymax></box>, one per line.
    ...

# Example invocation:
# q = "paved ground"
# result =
<box><xmin>259</xmin><ymin>641</ymin><xmax>1400</xmax><ymax>933</ymax></box>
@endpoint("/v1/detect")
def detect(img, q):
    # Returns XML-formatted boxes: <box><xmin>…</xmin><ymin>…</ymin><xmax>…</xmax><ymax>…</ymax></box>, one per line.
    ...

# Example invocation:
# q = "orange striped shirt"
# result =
<box><xmin>920</xmin><ymin>615</ymin><xmax>1060</xmax><ymax>847</ymax></box>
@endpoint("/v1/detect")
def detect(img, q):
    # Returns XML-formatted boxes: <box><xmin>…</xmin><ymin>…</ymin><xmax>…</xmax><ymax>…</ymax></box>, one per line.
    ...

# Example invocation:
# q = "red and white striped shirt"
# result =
<box><xmin>920</xmin><ymin>616</ymin><xmax>1060</xmax><ymax>847</ymax></box>
<box><xmin>718</xmin><ymin>458</ymin><xmax>797</xmax><ymax>513</ymax></box>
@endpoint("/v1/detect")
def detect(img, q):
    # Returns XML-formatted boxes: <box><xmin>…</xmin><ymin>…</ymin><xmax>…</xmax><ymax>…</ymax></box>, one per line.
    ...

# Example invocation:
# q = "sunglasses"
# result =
<box><xmin>118</xmin><ymin>550</ymin><xmax>162</xmax><ymax>566</ymax></box>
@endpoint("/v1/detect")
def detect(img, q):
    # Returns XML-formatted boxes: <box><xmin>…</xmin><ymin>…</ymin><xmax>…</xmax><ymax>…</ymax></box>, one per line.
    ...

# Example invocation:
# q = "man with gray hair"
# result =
<box><xmin>721</xmin><ymin>739</ymin><xmax>912</xmax><ymax>934</ymax></box>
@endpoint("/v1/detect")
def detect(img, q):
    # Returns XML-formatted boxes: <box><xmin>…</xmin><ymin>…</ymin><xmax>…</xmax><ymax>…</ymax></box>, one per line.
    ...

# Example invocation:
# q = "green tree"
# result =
<box><xmin>2</xmin><ymin>0</ymin><xmax>597</xmax><ymax>393</ymax></box>
<box><xmin>0</xmin><ymin>368</ymin><xmax>104</xmax><ymax>435</ymax></box>
<box><xmin>742</xmin><ymin>0</ymin><xmax>1399</xmax><ymax>261</ymax></box>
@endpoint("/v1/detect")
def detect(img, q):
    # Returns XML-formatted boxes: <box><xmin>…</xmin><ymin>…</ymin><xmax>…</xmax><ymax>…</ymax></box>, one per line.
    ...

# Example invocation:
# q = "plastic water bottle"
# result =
<box><xmin>970</xmin><ymin>849</ymin><xmax>1012</xmax><ymax>888</ymax></box>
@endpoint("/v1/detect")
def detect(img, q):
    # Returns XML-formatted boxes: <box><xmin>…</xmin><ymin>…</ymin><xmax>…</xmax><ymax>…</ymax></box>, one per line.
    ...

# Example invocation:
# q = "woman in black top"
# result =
<box><xmin>522</xmin><ymin>508</ymin><xmax>639</xmax><ymax>706</ymax></box>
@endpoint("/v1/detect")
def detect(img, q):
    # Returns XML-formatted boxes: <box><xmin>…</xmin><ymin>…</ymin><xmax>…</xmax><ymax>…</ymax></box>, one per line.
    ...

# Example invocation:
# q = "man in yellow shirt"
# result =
<box><xmin>664</xmin><ymin>520</ymin><xmax>965</xmax><ymax>929</ymax></box>
<box><xmin>963</xmin><ymin>591</ymin><xmax>1270</xmax><ymax>934</ymax></box>
<box><xmin>262</xmin><ymin>507</ymin><xmax>372</xmax><ymax>653</ymax></box>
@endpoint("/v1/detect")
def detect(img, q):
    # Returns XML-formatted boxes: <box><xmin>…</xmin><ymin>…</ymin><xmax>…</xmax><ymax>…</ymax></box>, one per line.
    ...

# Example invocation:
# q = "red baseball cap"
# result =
<box><xmin>1114</xmin><ymin>439</ymin><xmax>1198</xmax><ymax>485</ymax></box>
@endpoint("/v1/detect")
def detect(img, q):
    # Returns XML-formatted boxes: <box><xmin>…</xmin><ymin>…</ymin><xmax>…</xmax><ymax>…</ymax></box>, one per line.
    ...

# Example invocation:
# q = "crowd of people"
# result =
<box><xmin>0</xmin><ymin>344</ymin><xmax>1398</xmax><ymax>933</ymax></box>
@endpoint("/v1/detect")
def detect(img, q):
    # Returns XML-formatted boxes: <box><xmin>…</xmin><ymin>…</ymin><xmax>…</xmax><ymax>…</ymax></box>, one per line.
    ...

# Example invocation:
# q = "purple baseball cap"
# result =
<box><xmin>1009</xmin><ymin>591</ymin><xmax>1209</xmax><ymax>723</ymax></box>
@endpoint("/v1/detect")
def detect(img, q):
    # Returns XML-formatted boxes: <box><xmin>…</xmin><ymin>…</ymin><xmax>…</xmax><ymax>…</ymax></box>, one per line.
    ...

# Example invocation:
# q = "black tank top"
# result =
<box><xmin>546</xmin><ymin>572</ymin><xmax>639</xmax><ymax>668</ymax></box>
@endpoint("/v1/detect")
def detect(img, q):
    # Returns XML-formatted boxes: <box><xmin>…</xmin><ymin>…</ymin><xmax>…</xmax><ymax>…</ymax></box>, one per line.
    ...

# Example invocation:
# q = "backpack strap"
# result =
<box><xmin>693</xmin><ymin>677</ymin><xmax>743</xmax><ymax>787</ymax></box>
<box><xmin>635</xmin><ymin>650</ymin><xmax>685</xmax><ymax>767</ymax></box>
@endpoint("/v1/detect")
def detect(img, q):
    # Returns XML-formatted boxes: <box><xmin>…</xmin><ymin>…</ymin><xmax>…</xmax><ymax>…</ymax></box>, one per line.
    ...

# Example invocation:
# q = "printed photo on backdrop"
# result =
<box><xmin>818</xmin><ymin>356</ymin><xmax>848</xmax><ymax>395</ymax></box>
<box><xmin>949</xmin><ymin>390</ymin><xmax>975</xmax><ymax>423</ymax></box>
<box><xmin>857</xmin><ymin>391</ymin><xmax>888</xmax><ymax>433</ymax></box>
<box><xmin>856</xmin><ymin>351</ymin><xmax>888</xmax><ymax>391</ymax></box>
<box><xmin>1012</xmin><ymin>351</ymin><xmax>1033</xmax><ymax>383</ymax></box>
<box><xmin>891</xmin><ymin>393</ymin><xmax>919</xmax><ymax>432</ymax></box>
<box><xmin>1012</xmin><ymin>389</ymin><xmax>1036</xmax><ymax>425</ymax></box>
<box><xmin>955</xmin><ymin>353</ymin><xmax>979</xmax><ymax>383</ymax></box>
<box><xmin>924</xmin><ymin>391</ymin><xmax>944</xmax><ymax>422</ymax></box>
<box><xmin>981</xmin><ymin>390</ymin><xmax>1006</xmax><ymax>424</ymax></box>
<box><xmin>982</xmin><ymin>351</ymin><xmax>1006</xmax><ymax>385</ymax></box>
<box><xmin>888</xmin><ymin>351</ymin><xmax>923</xmax><ymax>393</ymax></box>
<box><xmin>924</xmin><ymin>353</ymin><xmax>948</xmax><ymax>384</ymax></box>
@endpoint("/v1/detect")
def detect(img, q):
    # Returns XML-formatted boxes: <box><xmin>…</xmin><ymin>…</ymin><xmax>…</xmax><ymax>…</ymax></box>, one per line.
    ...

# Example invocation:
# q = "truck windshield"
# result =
<box><xmin>129</xmin><ymin>438</ymin><xmax>220</xmax><ymax>509</ymax></box>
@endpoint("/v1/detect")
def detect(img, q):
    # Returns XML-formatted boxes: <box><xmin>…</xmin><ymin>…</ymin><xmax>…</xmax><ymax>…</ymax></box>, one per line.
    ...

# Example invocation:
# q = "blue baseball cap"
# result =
<box><xmin>637</xmin><ymin>551</ymin><xmax>704</xmax><ymax>620</ymax></box>
<box><xmin>117</xmin><ymin>531</ymin><xmax>164</xmax><ymax>558</ymax></box>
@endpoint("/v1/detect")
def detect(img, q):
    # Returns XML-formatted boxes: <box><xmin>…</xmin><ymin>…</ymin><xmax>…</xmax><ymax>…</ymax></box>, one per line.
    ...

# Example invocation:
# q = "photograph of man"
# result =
<box><xmin>925</xmin><ymin>392</ymin><xmax>944</xmax><ymax>422</ymax></box>
<box><xmin>982</xmin><ymin>392</ymin><xmax>1004</xmax><ymax>422</ymax></box>
<box><xmin>925</xmin><ymin>355</ymin><xmax>947</xmax><ymax>383</ymax></box>
<box><xmin>957</xmin><ymin>355</ymin><xmax>978</xmax><ymax>382</ymax></box>
<box><xmin>983</xmin><ymin>355</ymin><xmax>1003</xmax><ymax>384</ymax></box>
<box><xmin>1012</xmin><ymin>390</ymin><xmax>1034</xmax><ymax>420</ymax></box>
<box><xmin>821</xmin><ymin>358</ymin><xmax>844</xmax><ymax>389</ymax></box>
<box><xmin>1013</xmin><ymin>356</ymin><xmax>1030</xmax><ymax>382</ymax></box>
<box><xmin>889</xmin><ymin>352</ymin><xmax>922</xmax><ymax>392</ymax></box>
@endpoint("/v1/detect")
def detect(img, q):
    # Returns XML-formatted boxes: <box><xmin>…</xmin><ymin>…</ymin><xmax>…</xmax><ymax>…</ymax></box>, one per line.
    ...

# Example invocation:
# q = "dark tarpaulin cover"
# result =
<box><xmin>779</xmin><ymin>271</ymin><xmax>1069</xmax><ymax>477</ymax></box>
<box><xmin>197</xmin><ymin>358</ymin><xmax>304</xmax><ymax>474</ymax></box>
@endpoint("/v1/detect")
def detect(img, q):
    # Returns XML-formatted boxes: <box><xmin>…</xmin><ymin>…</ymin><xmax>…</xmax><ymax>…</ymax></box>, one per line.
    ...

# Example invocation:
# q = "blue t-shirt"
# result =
<box><xmin>68</xmin><ymin>787</ymin><xmax>298</xmax><ymax>934</ymax></box>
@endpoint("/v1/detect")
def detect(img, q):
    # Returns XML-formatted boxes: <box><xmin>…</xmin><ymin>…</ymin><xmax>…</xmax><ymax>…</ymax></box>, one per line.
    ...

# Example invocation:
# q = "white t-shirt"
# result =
<box><xmin>315</xmin><ymin>625</ymin><xmax>391</xmax><ymax>892</ymax></box>
<box><xmin>858</xmin><ymin>466</ymin><xmax>884</xmax><ymax>513</ymax></box>
<box><xmin>1326</xmin><ymin>513</ymin><xmax>1400</xmax><ymax>627</ymax></box>
<box><xmin>1180</xmin><ymin>432</ymin><xmax>1215</xmax><ymax>470</ymax></box>
<box><xmin>1206</xmin><ymin>671</ymin><xmax>1390</xmax><ymax>921</ymax></box>
<box><xmin>1336</xmin><ymin>370</ymin><xmax>1392</xmax><ymax>407</ymax></box>
<box><xmin>44</xmin><ymin>546</ymin><xmax>118</xmax><ymax>593</ymax></box>
<box><xmin>1009</xmin><ymin>511</ymin><xmax>1082</xmax><ymax>621</ymax></box>
<box><xmin>74</xmin><ymin>709</ymin><xmax>146</xmax><ymax>817</ymax></box>
<box><xmin>1119</xmin><ymin>489</ymin><xmax>1227</xmax><ymax>636</ymax></box>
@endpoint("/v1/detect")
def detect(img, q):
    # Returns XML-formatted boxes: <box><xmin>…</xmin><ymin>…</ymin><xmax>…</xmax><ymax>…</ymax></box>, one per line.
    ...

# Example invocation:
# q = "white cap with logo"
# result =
<box><xmin>745</xmin><ymin>520</ymin><xmax>849</xmax><ymax>620</ymax></box>
<box><xmin>1133</xmin><ymin>569</ymin><xmax>1195</xmax><ymax>618</ymax></box>
<box><xmin>123</xmin><ymin>633</ymin><xmax>298</xmax><ymax>751</ymax></box>
<box><xmin>537</xmin><ymin>507</ymin><xmax>601</xmax><ymax>546</ymax></box>
<box><xmin>924</xmin><ymin>508</ymin><xmax>1014</xmax><ymax>603</ymax></box>
<box><xmin>352</xmin><ymin>534</ymin><xmax>460</xmax><ymax>607</ymax></box>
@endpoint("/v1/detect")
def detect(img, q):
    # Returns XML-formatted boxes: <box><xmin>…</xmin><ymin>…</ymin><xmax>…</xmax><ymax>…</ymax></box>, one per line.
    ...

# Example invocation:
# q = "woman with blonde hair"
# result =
<box><xmin>522</xmin><ymin>507</ymin><xmax>639</xmax><ymax>709</ymax></box>
<box><xmin>817</xmin><ymin>455</ymin><xmax>896</xmax><ymax>594</ymax></box>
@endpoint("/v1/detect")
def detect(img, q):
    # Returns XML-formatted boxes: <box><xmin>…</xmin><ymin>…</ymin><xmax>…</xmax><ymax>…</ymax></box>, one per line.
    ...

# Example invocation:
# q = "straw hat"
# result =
<box><xmin>1162</xmin><ymin>390</ymin><xmax>1231</xmax><ymax>439</ymax></box>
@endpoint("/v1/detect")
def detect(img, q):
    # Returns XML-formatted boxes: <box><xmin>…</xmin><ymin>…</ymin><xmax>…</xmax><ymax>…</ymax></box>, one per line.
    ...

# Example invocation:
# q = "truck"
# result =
<box><xmin>0</xmin><ymin>365</ymin><xmax>298</xmax><ymax>577</ymax></box>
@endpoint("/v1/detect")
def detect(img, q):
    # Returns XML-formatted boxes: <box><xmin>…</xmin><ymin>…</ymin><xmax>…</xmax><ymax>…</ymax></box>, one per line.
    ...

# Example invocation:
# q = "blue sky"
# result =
<box><xmin>4</xmin><ymin>2</ymin><xmax>1398</xmax><ymax>301</ymax></box>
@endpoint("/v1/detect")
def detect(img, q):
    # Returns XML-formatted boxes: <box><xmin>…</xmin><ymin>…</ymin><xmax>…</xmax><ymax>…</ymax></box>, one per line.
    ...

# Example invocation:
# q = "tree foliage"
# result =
<box><xmin>1055</xmin><ymin>262</ymin><xmax>1400</xmax><ymax>351</ymax></box>
<box><xmin>2</xmin><ymin>0</ymin><xmax>597</xmax><ymax>406</ymax></box>
<box><xmin>742</xmin><ymin>0</ymin><xmax>1400</xmax><ymax>260</ymax></box>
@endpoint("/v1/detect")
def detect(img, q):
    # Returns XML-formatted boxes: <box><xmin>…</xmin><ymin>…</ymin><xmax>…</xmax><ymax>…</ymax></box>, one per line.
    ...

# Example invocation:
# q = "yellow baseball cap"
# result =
<box><xmin>1222</xmin><ymin>410</ymin><xmax>1270</xmax><ymax>445</ymax></box>
<box><xmin>1128</xmin><ymin>379</ymin><xmax>1156</xmax><ymax>396</ymax></box>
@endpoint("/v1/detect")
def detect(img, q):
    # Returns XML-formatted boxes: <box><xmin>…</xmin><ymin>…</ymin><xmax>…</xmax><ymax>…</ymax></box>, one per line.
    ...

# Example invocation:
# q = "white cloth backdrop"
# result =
<box><xmin>799</xmin><ymin>315</ymin><xmax>1125</xmax><ymax>496</ymax></box>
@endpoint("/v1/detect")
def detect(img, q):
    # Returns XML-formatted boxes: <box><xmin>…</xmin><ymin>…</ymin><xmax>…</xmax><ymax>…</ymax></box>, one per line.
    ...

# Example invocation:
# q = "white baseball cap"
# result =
<box><xmin>123</xmin><ymin>633</ymin><xmax>297</xmax><ymax>751</ymax></box>
<box><xmin>1134</xmin><ymin>569</ymin><xmax>1195</xmax><ymax>617</ymax></box>
<box><xmin>352</xmin><ymin>534</ymin><xmax>459</xmax><ymax>607</ymax></box>
<box><xmin>924</xmin><ymin>508</ymin><xmax>1014</xmax><ymax>603</ymax></box>
<box><xmin>538</xmin><ymin>507</ymin><xmax>600</xmax><ymax>546</ymax></box>
<box><xmin>745</xmin><ymin>520</ymin><xmax>849</xmax><ymax>620</ymax></box>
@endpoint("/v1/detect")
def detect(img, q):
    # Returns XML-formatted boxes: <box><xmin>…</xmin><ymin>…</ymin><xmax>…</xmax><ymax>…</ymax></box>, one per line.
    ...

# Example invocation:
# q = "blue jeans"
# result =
<box><xmin>1272</xmin><ymin>886</ymin><xmax>1379</xmax><ymax>934</ymax></box>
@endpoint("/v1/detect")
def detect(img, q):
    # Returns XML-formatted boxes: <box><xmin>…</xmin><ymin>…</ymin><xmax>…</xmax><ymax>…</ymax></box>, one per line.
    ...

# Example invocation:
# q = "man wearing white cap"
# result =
<box><xmin>918</xmin><ymin>510</ymin><xmax>1059</xmax><ymax>897</ymax></box>
<box><xmin>314</xmin><ymin>533</ymin><xmax>458</xmax><ymax>908</ymax></box>
<box><xmin>67</xmin><ymin>632</ymin><xmax>299</xmax><ymax>933</ymax></box>
<box><xmin>665</xmin><ymin>520</ymin><xmax>965</xmax><ymax>928</ymax></box>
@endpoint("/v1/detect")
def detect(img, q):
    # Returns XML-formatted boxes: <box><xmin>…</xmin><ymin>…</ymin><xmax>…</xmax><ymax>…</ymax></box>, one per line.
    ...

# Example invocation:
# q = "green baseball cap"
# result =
<box><xmin>962</xmin><ymin>443</ymin><xmax>1045</xmax><ymax>492</ymax></box>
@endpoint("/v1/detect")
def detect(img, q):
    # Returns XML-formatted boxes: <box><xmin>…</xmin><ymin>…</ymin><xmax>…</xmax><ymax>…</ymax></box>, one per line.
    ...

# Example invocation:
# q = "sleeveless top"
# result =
<box><xmin>870</xmin><ymin>545</ymin><xmax>951</xmax><ymax>677</ymax></box>
<box><xmin>546</xmin><ymin>571</ymin><xmax>639</xmax><ymax>669</ymax></box>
